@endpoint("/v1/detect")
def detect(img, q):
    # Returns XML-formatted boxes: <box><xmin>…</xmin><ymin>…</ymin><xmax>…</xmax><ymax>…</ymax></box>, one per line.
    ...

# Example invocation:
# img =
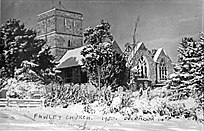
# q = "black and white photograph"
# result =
<box><xmin>0</xmin><ymin>0</ymin><xmax>204</xmax><ymax>130</ymax></box>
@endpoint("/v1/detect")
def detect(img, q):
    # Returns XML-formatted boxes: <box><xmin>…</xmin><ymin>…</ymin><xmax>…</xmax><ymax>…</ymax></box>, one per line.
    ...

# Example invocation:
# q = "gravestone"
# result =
<box><xmin>0</xmin><ymin>89</ymin><xmax>7</xmax><ymax>98</ymax></box>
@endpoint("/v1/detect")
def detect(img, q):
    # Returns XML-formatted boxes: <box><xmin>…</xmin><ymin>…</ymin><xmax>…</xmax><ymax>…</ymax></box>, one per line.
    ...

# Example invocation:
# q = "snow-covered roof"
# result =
<box><xmin>129</xmin><ymin>42</ymin><xmax>146</xmax><ymax>60</ymax></box>
<box><xmin>153</xmin><ymin>48</ymin><xmax>167</xmax><ymax>62</ymax></box>
<box><xmin>56</xmin><ymin>46</ymin><xmax>84</xmax><ymax>69</ymax></box>
<box><xmin>135</xmin><ymin>42</ymin><xmax>144</xmax><ymax>52</ymax></box>
<box><xmin>112</xmin><ymin>40</ymin><xmax>122</xmax><ymax>54</ymax></box>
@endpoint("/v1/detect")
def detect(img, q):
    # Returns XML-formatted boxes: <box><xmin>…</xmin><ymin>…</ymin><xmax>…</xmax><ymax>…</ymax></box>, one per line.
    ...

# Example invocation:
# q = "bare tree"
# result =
<box><xmin>133</xmin><ymin>16</ymin><xmax>140</xmax><ymax>47</ymax></box>
<box><xmin>124</xmin><ymin>16</ymin><xmax>140</xmax><ymax>63</ymax></box>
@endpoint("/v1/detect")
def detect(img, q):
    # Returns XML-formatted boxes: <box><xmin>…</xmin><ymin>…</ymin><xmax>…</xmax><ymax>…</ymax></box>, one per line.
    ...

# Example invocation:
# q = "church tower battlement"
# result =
<box><xmin>36</xmin><ymin>6</ymin><xmax>83</xmax><ymax>60</ymax></box>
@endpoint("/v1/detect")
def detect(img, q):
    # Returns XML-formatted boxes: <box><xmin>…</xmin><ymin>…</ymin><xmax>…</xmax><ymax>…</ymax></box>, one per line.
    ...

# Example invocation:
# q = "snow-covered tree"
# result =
<box><xmin>81</xmin><ymin>20</ymin><xmax>127</xmax><ymax>90</ymax></box>
<box><xmin>0</xmin><ymin>19</ymin><xmax>57</xmax><ymax>82</ymax></box>
<box><xmin>168</xmin><ymin>33</ymin><xmax>204</xmax><ymax>107</ymax></box>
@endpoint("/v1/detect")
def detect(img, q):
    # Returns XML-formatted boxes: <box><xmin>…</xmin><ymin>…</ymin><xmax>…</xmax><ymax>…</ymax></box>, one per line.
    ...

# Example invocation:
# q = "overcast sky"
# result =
<box><xmin>1</xmin><ymin>0</ymin><xmax>203</xmax><ymax>63</ymax></box>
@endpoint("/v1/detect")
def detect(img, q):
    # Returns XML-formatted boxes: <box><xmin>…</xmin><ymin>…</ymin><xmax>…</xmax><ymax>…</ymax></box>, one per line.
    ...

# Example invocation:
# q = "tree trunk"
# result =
<box><xmin>98</xmin><ymin>66</ymin><xmax>101</xmax><ymax>90</ymax></box>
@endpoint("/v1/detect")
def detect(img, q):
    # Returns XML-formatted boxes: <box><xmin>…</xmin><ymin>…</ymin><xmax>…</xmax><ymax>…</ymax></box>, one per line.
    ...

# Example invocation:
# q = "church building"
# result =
<box><xmin>36</xmin><ymin>4</ymin><xmax>86</xmax><ymax>83</ymax></box>
<box><xmin>36</xmin><ymin>7</ymin><xmax>83</xmax><ymax>61</ymax></box>
<box><xmin>36</xmin><ymin>4</ymin><xmax>173</xmax><ymax>87</ymax></box>
<box><xmin>127</xmin><ymin>42</ymin><xmax>173</xmax><ymax>90</ymax></box>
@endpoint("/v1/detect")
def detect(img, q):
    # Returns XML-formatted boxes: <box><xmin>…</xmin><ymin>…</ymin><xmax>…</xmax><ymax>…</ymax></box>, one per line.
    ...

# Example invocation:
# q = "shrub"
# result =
<box><xmin>44</xmin><ymin>83</ymin><xmax>99</xmax><ymax>107</ymax></box>
<box><xmin>3</xmin><ymin>78</ymin><xmax>45</xmax><ymax>99</ymax></box>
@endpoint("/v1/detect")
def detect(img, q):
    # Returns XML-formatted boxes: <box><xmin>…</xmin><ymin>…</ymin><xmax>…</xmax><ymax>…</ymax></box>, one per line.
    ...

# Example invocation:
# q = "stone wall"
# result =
<box><xmin>37</xmin><ymin>8</ymin><xmax>83</xmax><ymax>37</ymax></box>
<box><xmin>38</xmin><ymin>33</ymin><xmax>83</xmax><ymax>60</ymax></box>
<box><xmin>37</xmin><ymin>8</ymin><xmax>83</xmax><ymax>22</ymax></box>
<box><xmin>56</xmin><ymin>17</ymin><xmax>82</xmax><ymax>36</ymax></box>
<box><xmin>37</xmin><ymin>17</ymin><xmax>56</xmax><ymax>36</ymax></box>
<box><xmin>36</xmin><ymin>8</ymin><xmax>83</xmax><ymax>61</ymax></box>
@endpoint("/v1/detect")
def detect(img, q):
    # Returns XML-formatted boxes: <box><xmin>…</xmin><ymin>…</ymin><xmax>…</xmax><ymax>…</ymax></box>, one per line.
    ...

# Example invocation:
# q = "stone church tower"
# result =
<box><xmin>36</xmin><ymin>6</ymin><xmax>83</xmax><ymax>60</ymax></box>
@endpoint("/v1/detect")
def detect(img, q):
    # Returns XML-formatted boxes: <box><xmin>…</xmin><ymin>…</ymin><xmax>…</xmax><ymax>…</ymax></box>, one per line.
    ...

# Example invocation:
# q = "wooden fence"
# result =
<box><xmin>0</xmin><ymin>98</ymin><xmax>44</xmax><ymax>107</ymax></box>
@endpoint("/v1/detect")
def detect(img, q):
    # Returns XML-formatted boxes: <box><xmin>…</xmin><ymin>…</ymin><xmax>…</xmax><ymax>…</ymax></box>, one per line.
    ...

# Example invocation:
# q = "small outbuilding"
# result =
<box><xmin>56</xmin><ymin>46</ymin><xmax>88</xmax><ymax>83</ymax></box>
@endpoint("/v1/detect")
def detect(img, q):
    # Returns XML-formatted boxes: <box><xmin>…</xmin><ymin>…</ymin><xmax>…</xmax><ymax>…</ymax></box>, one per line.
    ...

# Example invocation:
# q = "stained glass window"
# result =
<box><xmin>159</xmin><ymin>59</ymin><xmax>167</xmax><ymax>80</ymax></box>
<box><xmin>138</xmin><ymin>56</ymin><xmax>148</xmax><ymax>78</ymax></box>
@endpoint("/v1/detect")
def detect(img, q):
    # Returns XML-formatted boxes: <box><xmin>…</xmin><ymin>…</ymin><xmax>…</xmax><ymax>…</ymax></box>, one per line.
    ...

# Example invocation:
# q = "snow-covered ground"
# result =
<box><xmin>0</xmin><ymin>107</ymin><xmax>203</xmax><ymax>131</ymax></box>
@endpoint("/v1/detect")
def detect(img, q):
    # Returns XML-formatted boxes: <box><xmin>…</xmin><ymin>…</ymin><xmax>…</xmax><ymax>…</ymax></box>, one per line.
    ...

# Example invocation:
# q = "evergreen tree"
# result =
<box><xmin>0</xmin><ymin>19</ymin><xmax>57</xmax><ymax>82</ymax></box>
<box><xmin>81</xmin><ymin>20</ymin><xmax>127</xmax><ymax>90</ymax></box>
<box><xmin>168</xmin><ymin>33</ymin><xmax>204</xmax><ymax>107</ymax></box>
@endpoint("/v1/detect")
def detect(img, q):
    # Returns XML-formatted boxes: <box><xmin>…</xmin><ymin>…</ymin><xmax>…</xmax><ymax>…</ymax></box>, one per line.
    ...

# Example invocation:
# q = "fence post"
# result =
<box><xmin>7</xmin><ymin>98</ymin><xmax>9</xmax><ymax>107</ymax></box>
<box><xmin>41</xmin><ymin>98</ymin><xmax>45</xmax><ymax>108</ymax></box>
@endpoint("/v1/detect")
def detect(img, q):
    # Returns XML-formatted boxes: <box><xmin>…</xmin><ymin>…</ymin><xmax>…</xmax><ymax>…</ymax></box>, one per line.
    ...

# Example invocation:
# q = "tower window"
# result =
<box><xmin>159</xmin><ymin>59</ymin><xmax>167</xmax><ymax>80</ymax></box>
<box><xmin>73</xmin><ymin>20</ymin><xmax>76</xmax><ymax>27</ymax></box>
<box><xmin>68</xmin><ymin>40</ymin><xmax>71</xmax><ymax>47</ymax></box>
<box><xmin>64</xmin><ymin>19</ymin><xmax>67</xmax><ymax>27</ymax></box>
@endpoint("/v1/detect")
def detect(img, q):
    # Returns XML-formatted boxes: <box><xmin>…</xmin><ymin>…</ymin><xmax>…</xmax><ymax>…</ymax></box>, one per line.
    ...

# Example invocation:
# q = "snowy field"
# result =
<box><xmin>0</xmin><ymin>107</ymin><xmax>203</xmax><ymax>131</ymax></box>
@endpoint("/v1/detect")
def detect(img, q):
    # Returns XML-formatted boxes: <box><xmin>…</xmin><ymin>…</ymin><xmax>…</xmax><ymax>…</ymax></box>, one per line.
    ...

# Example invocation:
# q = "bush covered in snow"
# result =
<box><xmin>81</xmin><ymin>86</ymin><xmax>203</xmax><ymax>123</ymax></box>
<box><xmin>43</xmin><ymin>84</ymin><xmax>114</xmax><ymax>108</ymax></box>
<box><xmin>0</xmin><ymin>59</ymin><xmax>60</xmax><ymax>99</ymax></box>
<box><xmin>3</xmin><ymin>77</ymin><xmax>202</xmax><ymax>123</ymax></box>
<box><xmin>1</xmin><ymin>78</ymin><xmax>45</xmax><ymax>99</ymax></box>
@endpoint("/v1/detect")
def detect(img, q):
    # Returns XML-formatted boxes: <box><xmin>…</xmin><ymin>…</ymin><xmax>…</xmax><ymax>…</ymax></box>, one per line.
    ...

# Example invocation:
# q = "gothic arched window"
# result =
<box><xmin>138</xmin><ymin>56</ymin><xmax>148</xmax><ymax>78</ymax></box>
<box><xmin>159</xmin><ymin>59</ymin><xmax>167</xmax><ymax>80</ymax></box>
